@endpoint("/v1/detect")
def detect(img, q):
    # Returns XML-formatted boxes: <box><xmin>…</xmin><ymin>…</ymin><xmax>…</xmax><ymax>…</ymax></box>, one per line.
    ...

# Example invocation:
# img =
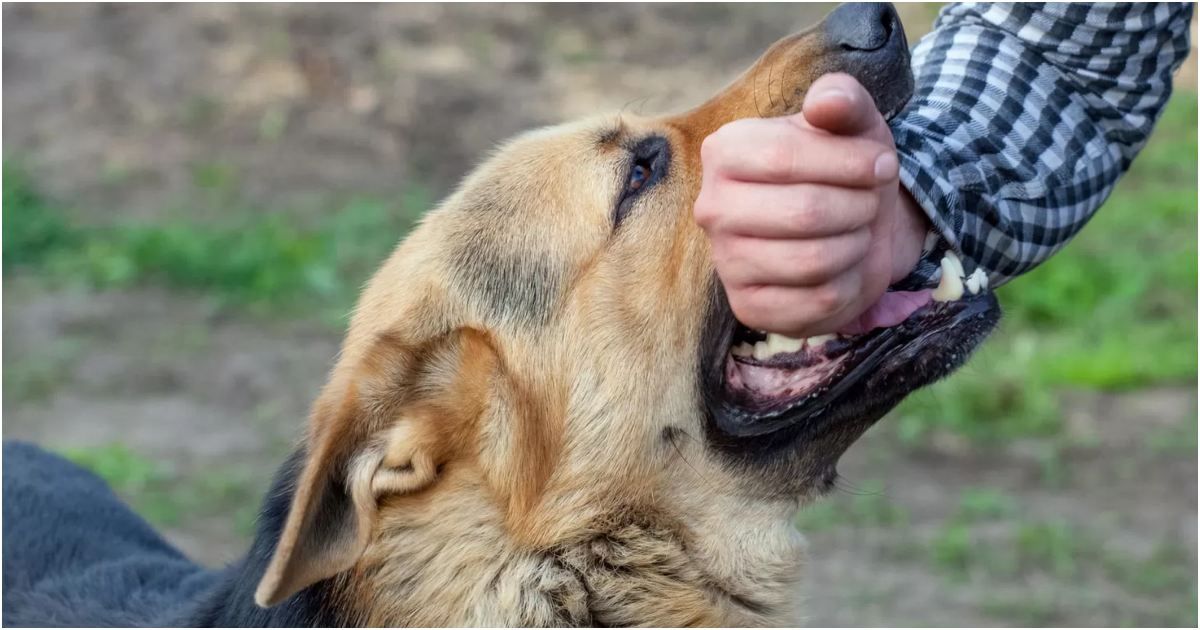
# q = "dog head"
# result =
<box><xmin>255</xmin><ymin>4</ymin><xmax>998</xmax><ymax>625</ymax></box>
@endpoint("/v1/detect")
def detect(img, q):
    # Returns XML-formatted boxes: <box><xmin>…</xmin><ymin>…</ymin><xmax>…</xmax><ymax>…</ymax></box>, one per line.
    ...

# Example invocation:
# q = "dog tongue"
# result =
<box><xmin>837</xmin><ymin>290</ymin><xmax>932</xmax><ymax>335</ymax></box>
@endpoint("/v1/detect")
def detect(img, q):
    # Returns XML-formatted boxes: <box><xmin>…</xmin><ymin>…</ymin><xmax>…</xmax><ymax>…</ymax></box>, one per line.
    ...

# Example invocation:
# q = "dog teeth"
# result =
<box><xmin>943</xmin><ymin>250</ymin><xmax>965</xmax><ymax>279</ymax></box>
<box><xmin>806</xmin><ymin>334</ymin><xmax>835</xmax><ymax>346</ymax></box>
<box><xmin>964</xmin><ymin>267</ymin><xmax>988</xmax><ymax>294</ymax></box>
<box><xmin>764</xmin><ymin>333</ymin><xmax>805</xmax><ymax>356</ymax></box>
<box><xmin>932</xmin><ymin>251</ymin><xmax>965</xmax><ymax>302</ymax></box>
<box><xmin>931</xmin><ymin>250</ymin><xmax>988</xmax><ymax>300</ymax></box>
<box><xmin>732</xmin><ymin>333</ymin><xmax>840</xmax><ymax>361</ymax></box>
<box><xmin>731</xmin><ymin>342</ymin><xmax>754</xmax><ymax>357</ymax></box>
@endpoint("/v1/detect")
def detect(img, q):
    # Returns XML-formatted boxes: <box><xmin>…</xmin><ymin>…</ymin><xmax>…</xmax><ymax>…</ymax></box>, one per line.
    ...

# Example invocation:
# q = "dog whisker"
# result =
<box><xmin>666</xmin><ymin>427</ymin><xmax>723</xmax><ymax>495</ymax></box>
<box><xmin>830</xmin><ymin>475</ymin><xmax>888</xmax><ymax>498</ymax></box>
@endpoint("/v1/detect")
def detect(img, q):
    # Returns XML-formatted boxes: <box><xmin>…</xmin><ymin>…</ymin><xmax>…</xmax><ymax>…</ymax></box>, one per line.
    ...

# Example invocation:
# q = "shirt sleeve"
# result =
<box><xmin>890</xmin><ymin>2</ymin><xmax>1194</xmax><ymax>289</ymax></box>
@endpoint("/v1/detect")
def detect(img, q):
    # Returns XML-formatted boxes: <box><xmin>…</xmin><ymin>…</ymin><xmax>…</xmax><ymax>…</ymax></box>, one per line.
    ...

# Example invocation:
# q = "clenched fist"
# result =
<box><xmin>695</xmin><ymin>73</ymin><xmax>929</xmax><ymax>337</ymax></box>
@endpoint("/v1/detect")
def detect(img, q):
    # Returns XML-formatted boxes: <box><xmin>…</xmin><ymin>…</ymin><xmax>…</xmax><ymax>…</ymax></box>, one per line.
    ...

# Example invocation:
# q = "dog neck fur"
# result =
<box><xmin>210</xmin><ymin>454</ymin><xmax>803</xmax><ymax>627</ymax></box>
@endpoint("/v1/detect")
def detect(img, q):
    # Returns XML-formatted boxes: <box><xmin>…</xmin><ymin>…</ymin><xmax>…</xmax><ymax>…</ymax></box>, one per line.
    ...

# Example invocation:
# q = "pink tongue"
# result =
<box><xmin>838</xmin><ymin>290</ymin><xmax>933</xmax><ymax>335</ymax></box>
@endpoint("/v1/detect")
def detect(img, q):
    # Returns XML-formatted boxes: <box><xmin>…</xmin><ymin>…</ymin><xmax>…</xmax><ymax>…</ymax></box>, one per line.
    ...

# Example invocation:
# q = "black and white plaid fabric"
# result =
<box><xmin>890</xmin><ymin>2</ymin><xmax>1194</xmax><ymax>290</ymax></box>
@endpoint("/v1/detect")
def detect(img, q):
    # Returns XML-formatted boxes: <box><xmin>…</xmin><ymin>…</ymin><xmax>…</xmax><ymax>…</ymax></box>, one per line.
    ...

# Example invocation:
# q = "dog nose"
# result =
<box><xmin>824</xmin><ymin>2</ymin><xmax>899</xmax><ymax>52</ymax></box>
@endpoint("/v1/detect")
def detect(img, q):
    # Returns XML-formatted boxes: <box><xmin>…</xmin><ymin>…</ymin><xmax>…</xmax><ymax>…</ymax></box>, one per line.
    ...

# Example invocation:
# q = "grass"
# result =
<box><xmin>978</xmin><ymin>594</ymin><xmax>1064</xmax><ymax>626</ymax></box>
<box><xmin>952</xmin><ymin>487</ymin><xmax>1017</xmax><ymax>522</ymax></box>
<box><xmin>60</xmin><ymin>443</ymin><xmax>264</xmax><ymax>537</ymax></box>
<box><xmin>796</xmin><ymin>479</ymin><xmax>909</xmax><ymax>532</ymax></box>
<box><xmin>925</xmin><ymin>512</ymin><xmax>1197</xmax><ymax>627</ymax></box>
<box><xmin>3</xmin><ymin>162</ymin><xmax>432</xmax><ymax>325</ymax></box>
<box><xmin>806</xmin><ymin>481</ymin><xmax>1197</xmax><ymax>627</ymax></box>
<box><xmin>1</xmin><ymin>339</ymin><xmax>83</xmax><ymax>405</ymax></box>
<box><xmin>916</xmin><ymin>486</ymin><xmax>1196</xmax><ymax>626</ymax></box>
<box><xmin>60</xmin><ymin>444</ymin><xmax>184</xmax><ymax>526</ymax></box>
<box><xmin>1144</xmin><ymin>417</ymin><xmax>1199</xmax><ymax>454</ymax></box>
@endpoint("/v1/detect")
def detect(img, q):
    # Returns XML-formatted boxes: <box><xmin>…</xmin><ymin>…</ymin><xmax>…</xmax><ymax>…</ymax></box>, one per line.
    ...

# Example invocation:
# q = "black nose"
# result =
<box><xmin>824</xmin><ymin>2</ymin><xmax>899</xmax><ymax>52</ymax></box>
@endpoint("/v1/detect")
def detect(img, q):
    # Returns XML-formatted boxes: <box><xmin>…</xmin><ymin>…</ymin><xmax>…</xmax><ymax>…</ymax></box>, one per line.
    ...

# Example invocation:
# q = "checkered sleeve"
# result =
<box><xmin>890</xmin><ymin>2</ymin><xmax>1194</xmax><ymax>289</ymax></box>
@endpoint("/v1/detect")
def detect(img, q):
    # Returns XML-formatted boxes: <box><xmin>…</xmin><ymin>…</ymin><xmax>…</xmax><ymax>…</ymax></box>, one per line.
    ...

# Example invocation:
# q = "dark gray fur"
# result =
<box><xmin>2</xmin><ymin>441</ymin><xmax>346</xmax><ymax>627</ymax></box>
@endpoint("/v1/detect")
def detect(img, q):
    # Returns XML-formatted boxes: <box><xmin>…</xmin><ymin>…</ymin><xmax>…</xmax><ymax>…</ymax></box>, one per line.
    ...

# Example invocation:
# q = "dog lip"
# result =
<box><xmin>881</xmin><ymin>91</ymin><xmax>912</xmax><ymax>122</ymax></box>
<box><xmin>705</xmin><ymin>292</ymin><xmax>1000</xmax><ymax>440</ymax></box>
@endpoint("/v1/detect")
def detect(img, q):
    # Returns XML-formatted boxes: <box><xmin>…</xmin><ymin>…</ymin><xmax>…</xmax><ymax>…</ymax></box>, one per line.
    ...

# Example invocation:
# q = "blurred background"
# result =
<box><xmin>2</xmin><ymin>3</ymin><xmax>1195</xmax><ymax>626</ymax></box>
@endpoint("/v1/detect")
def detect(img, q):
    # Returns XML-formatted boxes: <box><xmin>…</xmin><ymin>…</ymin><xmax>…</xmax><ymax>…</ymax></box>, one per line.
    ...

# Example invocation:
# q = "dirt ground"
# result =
<box><xmin>3</xmin><ymin>4</ymin><xmax>1196</xmax><ymax>626</ymax></box>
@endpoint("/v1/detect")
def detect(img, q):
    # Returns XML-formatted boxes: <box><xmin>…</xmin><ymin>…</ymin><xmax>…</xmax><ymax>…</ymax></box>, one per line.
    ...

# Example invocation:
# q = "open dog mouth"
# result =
<box><xmin>704</xmin><ymin>252</ymin><xmax>1001</xmax><ymax>442</ymax></box>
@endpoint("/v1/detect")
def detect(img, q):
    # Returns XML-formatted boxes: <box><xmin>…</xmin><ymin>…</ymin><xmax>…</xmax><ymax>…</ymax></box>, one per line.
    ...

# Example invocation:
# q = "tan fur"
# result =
<box><xmin>258</xmin><ymin>21</ymin><xmax>850</xmax><ymax>626</ymax></box>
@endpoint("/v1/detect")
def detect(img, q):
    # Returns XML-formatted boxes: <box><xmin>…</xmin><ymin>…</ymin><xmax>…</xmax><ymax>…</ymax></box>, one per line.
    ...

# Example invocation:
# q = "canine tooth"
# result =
<box><xmin>764</xmin><ymin>333</ymin><xmax>804</xmax><ymax>355</ymax></box>
<box><xmin>942</xmin><ymin>250</ymin><xmax>965</xmax><ymax>279</ymax></box>
<box><xmin>731</xmin><ymin>342</ymin><xmax>754</xmax><ymax>357</ymax></box>
<box><xmin>752</xmin><ymin>341</ymin><xmax>773</xmax><ymax>361</ymax></box>
<box><xmin>806</xmin><ymin>334</ymin><xmax>835</xmax><ymax>346</ymax></box>
<box><xmin>932</xmin><ymin>256</ymin><xmax>965</xmax><ymax>302</ymax></box>
<box><xmin>964</xmin><ymin>267</ymin><xmax>988</xmax><ymax>294</ymax></box>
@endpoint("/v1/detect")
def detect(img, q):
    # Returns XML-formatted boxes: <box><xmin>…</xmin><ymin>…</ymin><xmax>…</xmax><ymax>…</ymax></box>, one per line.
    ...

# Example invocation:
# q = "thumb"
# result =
<box><xmin>798</xmin><ymin>73</ymin><xmax>883</xmax><ymax>137</ymax></box>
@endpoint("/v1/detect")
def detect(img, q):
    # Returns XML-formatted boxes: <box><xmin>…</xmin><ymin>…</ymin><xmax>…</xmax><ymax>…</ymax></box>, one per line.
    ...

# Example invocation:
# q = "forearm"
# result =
<box><xmin>891</xmin><ymin>2</ymin><xmax>1194</xmax><ymax>288</ymax></box>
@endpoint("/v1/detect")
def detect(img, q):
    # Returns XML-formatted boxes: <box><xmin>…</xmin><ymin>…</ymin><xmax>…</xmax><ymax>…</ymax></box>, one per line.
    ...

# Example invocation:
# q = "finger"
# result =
<box><xmin>726</xmin><ymin>273</ymin><xmax>865</xmax><ymax>337</ymax></box>
<box><xmin>703</xmin><ymin>181</ymin><xmax>880</xmax><ymax>238</ymax></box>
<box><xmin>705</xmin><ymin>118</ymin><xmax>896</xmax><ymax>187</ymax></box>
<box><xmin>714</xmin><ymin>229</ymin><xmax>872</xmax><ymax>287</ymax></box>
<box><xmin>799</xmin><ymin>72</ymin><xmax>884</xmax><ymax>137</ymax></box>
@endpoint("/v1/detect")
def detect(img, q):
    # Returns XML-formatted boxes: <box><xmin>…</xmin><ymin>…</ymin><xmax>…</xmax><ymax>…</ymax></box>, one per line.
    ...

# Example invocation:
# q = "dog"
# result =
<box><xmin>3</xmin><ymin>4</ymin><xmax>999</xmax><ymax>626</ymax></box>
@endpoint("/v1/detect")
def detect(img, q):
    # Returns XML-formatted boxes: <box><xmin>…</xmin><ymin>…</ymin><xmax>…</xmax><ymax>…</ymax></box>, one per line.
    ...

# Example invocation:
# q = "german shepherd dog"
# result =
<box><xmin>3</xmin><ymin>4</ymin><xmax>999</xmax><ymax>626</ymax></box>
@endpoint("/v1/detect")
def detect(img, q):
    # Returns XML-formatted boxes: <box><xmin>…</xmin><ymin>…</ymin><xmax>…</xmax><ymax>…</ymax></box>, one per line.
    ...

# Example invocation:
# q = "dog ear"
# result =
<box><xmin>254</xmin><ymin>328</ymin><xmax>499</xmax><ymax>608</ymax></box>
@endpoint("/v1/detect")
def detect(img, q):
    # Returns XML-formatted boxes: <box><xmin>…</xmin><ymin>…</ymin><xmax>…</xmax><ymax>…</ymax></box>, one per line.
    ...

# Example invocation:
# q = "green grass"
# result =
<box><xmin>893</xmin><ymin>92</ymin><xmax>1197</xmax><ymax>443</ymax></box>
<box><xmin>796</xmin><ymin>479</ymin><xmax>909</xmax><ymax>531</ymax></box>
<box><xmin>978</xmin><ymin>594</ymin><xmax>1064</xmax><ymax>626</ymax></box>
<box><xmin>3</xmin><ymin>164</ymin><xmax>79</xmax><ymax>269</ymax></box>
<box><xmin>2</xmin><ymin>339</ymin><xmax>83</xmax><ymax>405</ymax></box>
<box><xmin>952</xmin><ymin>487</ymin><xmax>1017</xmax><ymax>522</ymax></box>
<box><xmin>60</xmin><ymin>443</ymin><xmax>264</xmax><ymax>536</ymax></box>
<box><xmin>925</xmin><ymin>511</ymin><xmax>1197</xmax><ymax>627</ymax></box>
<box><xmin>1144</xmin><ymin>417</ymin><xmax>1199</xmax><ymax>454</ymax></box>
<box><xmin>60</xmin><ymin>444</ymin><xmax>184</xmax><ymax>526</ymax></box>
<box><xmin>3</xmin><ymin>161</ymin><xmax>431</xmax><ymax>325</ymax></box>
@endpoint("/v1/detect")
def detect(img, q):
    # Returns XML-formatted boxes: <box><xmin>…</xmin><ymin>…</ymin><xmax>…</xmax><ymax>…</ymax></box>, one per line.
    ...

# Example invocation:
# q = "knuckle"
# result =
<box><xmin>851</xmin><ymin>152</ymin><xmax>878</xmax><ymax>183</ymax></box>
<box><xmin>838</xmin><ymin>193</ymin><xmax>876</xmax><ymax>229</ymax></box>
<box><xmin>787</xmin><ymin>191</ymin><xmax>822</xmax><ymax>230</ymax></box>
<box><xmin>760</xmin><ymin>140</ymin><xmax>796</xmax><ymax>179</ymax></box>
<box><xmin>809</xmin><ymin>283</ymin><xmax>847</xmax><ymax>317</ymax></box>
<box><xmin>702</xmin><ymin>121</ymin><xmax>748</xmax><ymax>163</ymax></box>
<box><xmin>699</xmin><ymin>132</ymin><xmax>723</xmax><ymax>166</ymax></box>
<box><xmin>849</xmin><ymin>227</ymin><xmax>873</xmax><ymax>255</ymax></box>
<box><xmin>727</xmin><ymin>289</ymin><xmax>765</xmax><ymax>327</ymax></box>
<box><xmin>737</xmin><ymin>290</ymin><xmax>787</xmax><ymax>332</ymax></box>
<box><xmin>795</xmin><ymin>242</ymin><xmax>836</xmax><ymax>281</ymax></box>
<box><xmin>693</xmin><ymin>193</ymin><xmax>718</xmax><ymax>229</ymax></box>
<box><xmin>710</xmin><ymin>240</ymin><xmax>738</xmax><ymax>271</ymax></box>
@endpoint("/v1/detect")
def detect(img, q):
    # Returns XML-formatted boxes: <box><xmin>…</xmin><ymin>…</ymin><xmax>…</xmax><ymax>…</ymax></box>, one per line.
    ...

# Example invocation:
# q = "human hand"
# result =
<box><xmin>694</xmin><ymin>72</ymin><xmax>929</xmax><ymax>338</ymax></box>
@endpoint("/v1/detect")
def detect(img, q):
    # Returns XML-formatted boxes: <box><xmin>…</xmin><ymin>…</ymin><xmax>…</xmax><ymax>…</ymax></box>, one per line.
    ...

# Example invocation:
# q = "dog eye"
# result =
<box><xmin>627</xmin><ymin>162</ymin><xmax>651</xmax><ymax>193</ymax></box>
<box><xmin>614</xmin><ymin>135</ymin><xmax>669</xmax><ymax>227</ymax></box>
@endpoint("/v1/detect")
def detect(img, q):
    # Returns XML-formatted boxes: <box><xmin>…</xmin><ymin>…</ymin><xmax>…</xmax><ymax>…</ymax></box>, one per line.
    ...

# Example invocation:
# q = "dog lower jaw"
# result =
<box><xmin>702</xmin><ymin>291</ymin><xmax>1001</xmax><ymax>450</ymax></box>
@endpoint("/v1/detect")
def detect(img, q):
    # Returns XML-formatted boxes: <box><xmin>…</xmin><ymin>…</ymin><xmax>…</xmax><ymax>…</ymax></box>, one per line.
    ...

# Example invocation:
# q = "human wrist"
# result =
<box><xmin>890</xmin><ymin>186</ymin><xmax>931</xmax><ymax>284</ymax></box>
